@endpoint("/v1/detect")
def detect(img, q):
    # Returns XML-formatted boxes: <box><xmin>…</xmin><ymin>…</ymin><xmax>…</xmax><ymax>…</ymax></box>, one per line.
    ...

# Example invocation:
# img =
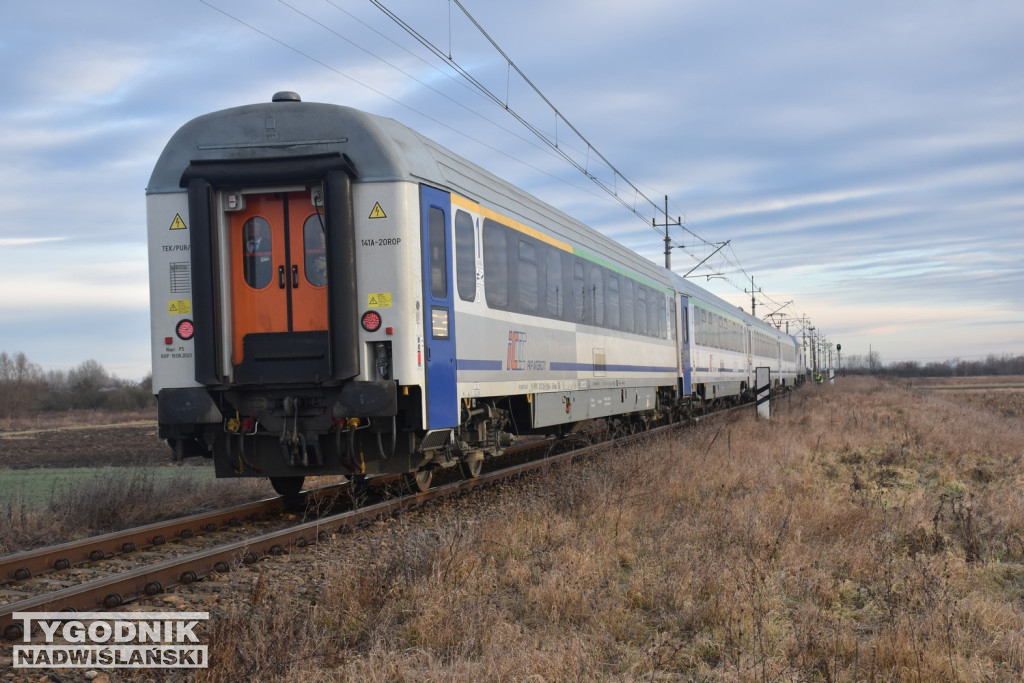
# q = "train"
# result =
<box><xmin>146</xmin><ymin>91</ymin><xmax>802</xmax><ymax>495</ymax></box>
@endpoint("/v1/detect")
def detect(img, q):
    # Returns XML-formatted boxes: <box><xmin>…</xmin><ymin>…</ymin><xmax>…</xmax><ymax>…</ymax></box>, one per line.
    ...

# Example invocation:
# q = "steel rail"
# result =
<box><xmin>1</xmin><ymin>394</ymin><xmax>772</xmax><ymax>640</ymax></box>
<box><xmin>0</xmin><ymin>421</ymin><xmax>686</xmax><ymax>641</ymax></box>
<box><xmin>0</xmin><ymin>483</ymin><xmax>349</xmax><ymax>586</ymax></box>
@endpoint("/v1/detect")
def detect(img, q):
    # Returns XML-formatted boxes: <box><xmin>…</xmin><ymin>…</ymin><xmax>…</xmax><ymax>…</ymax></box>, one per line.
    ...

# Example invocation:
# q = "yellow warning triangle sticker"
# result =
<box><xmin>368</xmin><ymin>202</ymin><xmax>387</xmax><ymax>219</ymax></box>
<box><xmin>369</xmin><ymin>296</ymin><xmax>378</xmax><ymax>305</ymax></box>
<box><xmin>169</xmin><ymin>214</ymin><xmax>187</xmax><ymax>230</ymax></box>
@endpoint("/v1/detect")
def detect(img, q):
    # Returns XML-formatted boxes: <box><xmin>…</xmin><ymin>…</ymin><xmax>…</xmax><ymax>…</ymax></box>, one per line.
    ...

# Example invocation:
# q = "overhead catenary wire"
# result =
<box><xmin>367</xmin><ymin>1</ymin><xmax>798</xmax><ymax>311</ymax></box>
<box><xmin>367</xmin><ymin>1</ymin><xmax>663</xmax><ymax>225</ymax></box>
<box><xmin>198</xmin><ymin>0</ymin><xmax>815</xmax><ymax>338</ymax></box>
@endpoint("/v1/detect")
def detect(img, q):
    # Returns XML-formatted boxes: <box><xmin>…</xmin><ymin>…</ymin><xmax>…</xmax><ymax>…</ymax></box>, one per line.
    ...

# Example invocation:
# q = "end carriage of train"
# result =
<box><xmin>146</xmin><ymin>92</ymin><xmax>800</xmax><ymax>495</ymax></box>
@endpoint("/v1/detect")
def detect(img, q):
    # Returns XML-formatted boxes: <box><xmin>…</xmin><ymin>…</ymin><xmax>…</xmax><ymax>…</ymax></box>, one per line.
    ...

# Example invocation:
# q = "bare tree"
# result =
<box><xmin>0</xmin><ymin>351</ymin><xmax>46</xmax><ymax>417</ymax></box>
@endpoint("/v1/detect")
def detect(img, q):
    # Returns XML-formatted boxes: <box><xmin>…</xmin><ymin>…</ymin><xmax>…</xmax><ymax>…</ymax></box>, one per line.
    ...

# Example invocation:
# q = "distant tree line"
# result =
<box><xmin>0</xmin><ymin>351</ymin><xmax>154</xmax><ymax>418</ymax></box>
<box><xmin>836</xmin><ymin>353</ymin><xmax>1024</xmax><ymax>378</ymax></box>
<box><xmin>878</xmin><ymin>354</ymin><xmax>1024</xmax><ymax>378</ymax></box>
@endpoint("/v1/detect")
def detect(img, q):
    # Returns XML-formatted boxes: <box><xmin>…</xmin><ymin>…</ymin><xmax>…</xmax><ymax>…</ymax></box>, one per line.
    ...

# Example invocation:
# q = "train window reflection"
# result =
<box><xmin>573</xmin><ymin>262</ymin><xmax>585</xmax><ymax>322</ymax></box>
<box><xmin>455</xmin><ymin>210</ymin><xmax>476</xmax><ymax>302</ymax></box>
<box><xmin>518</xmin><ymin>240</ymin><xmax>538</xmax><ymax>313</ymax></box>
<box><xmin>622</xmin><ymin>280</ymin><xmax>634</xmax><ymax>332</ymax></box>
<box><xmin>636</xmin><ymin>288</ymin><xmax>648</xmax><ymax>335</ymax></box>
<box><xmin>607</xmin><ymin>275</ymin><xmax>620</xmax><ymax>330</ymax></box>
<box><xmin>544</xmin><ymin>248</ymin><xmax>562</xmax><ymax>318</ymax></box>
<box><xmin>483</xmin><ymin>219</ymin><xmax>508</xmax><ymax>307</ymax></box>
<box><xmin>303</xmin><ymin>215</ymin><xmax>327</xmax><ymax>287</ymax></box>
<box><xmin>428</xmin><ymin>207</ymin><xmax>447</xmax><ymax>299</ymax></box>
<box><xmin>242</xmin><ymin>217</ymin><xmax>273</xmax><ymax>289</ymax></box>
<box><xmin>590</xmin><ymin>264</ymin><xmax>604</xmax><ymax>327</ymax></box>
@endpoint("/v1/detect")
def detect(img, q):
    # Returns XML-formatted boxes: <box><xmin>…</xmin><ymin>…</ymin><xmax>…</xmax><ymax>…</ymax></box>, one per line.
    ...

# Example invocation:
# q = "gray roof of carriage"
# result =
<box><xmin>146</xmin><ymin>99</ymin><xmax>444</xmax><ymax>194</ymax></box>
<box><xmin>147</xmin><ymin>96</ymin><xmax>670</xmax><ymax>285</ymax></box>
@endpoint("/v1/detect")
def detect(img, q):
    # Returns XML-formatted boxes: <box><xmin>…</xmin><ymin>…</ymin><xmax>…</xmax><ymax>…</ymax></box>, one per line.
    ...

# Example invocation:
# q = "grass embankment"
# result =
<box><xmin>0</xmin><ymin>467</ymin><xmax>266</xmax><ymax>554</ymax></box>
<box><xmin>201</xmin><ymin>377</ymin><xmax>1024</xmax><ymax>681</ymax></box>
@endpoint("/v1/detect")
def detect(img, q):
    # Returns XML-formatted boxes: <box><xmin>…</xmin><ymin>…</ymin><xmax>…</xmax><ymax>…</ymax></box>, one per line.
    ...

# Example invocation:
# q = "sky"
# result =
<box><xmin>1</xmin><ymin>0</ymin><xmax>1022</xmax><ymax>381</ymax></box>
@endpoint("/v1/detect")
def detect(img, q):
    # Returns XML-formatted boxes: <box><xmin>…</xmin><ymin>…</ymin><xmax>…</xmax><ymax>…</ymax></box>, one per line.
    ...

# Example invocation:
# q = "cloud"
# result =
<box><xmin>0</xmin><ymin>0</ymin><xmax>1022</xmax><ymax>377</ymax></box>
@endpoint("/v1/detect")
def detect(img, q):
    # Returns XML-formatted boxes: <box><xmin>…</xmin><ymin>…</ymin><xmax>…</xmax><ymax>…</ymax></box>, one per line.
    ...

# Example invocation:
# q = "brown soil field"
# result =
<box><xmin>0</xmin><ymin>415</ymin><xmax>170</xmax><ymax>469</ymax></box>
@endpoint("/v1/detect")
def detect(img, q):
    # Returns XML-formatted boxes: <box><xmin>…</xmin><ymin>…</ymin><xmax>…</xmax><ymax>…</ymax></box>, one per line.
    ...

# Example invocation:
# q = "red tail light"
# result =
<box><xmin>361</xmin><ymin>310</ymin><xmax>382</xmax><ymax>332</ymax></box>
<box><xmin>176</xmin><ymin>319</ymin><xmax>195</xmax><ymax>340</ymax></box>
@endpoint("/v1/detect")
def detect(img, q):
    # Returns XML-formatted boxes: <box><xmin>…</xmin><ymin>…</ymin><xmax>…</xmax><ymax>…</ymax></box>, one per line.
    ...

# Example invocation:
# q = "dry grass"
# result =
<box><xmin>0</xmin><ymin>468</ymin><xmax>266</xmax><ymax>553</ymax></box>
<box><xmin>192</xmin><ymin>377</ymin><xmax>1024</xmax><ymax>681</ymax></box>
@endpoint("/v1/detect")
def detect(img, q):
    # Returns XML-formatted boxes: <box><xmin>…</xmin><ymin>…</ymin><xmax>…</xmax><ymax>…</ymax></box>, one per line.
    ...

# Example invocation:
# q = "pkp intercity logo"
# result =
<box><xmin>11</xmin><ymin>611</ymin><xmax>209</xmax><ymax>669</ymax></box>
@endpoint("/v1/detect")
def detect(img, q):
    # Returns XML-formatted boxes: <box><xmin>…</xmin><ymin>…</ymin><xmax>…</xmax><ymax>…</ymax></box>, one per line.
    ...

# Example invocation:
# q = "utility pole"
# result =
<box><xmin>791</xmin><ymin>315</ymin><xmax>812</xmax><ymax>379</ymax></box>
<box><xmin>745</xmin><ymin>275</ymin><xmax>762</xmax><ymax>317</ymax></box>
<box><xmin>808</xmin><ymin>326</ymin><xmax>817</xmax><ymax>375</ymax></box>
<box><xmin>652</xmin><ymin>195</ymin><xmax>681</xmax><ymax>270</ymax></box>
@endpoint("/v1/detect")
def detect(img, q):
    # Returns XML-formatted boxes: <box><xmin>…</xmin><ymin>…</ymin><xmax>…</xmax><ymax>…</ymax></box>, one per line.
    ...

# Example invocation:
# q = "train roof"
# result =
<box><xmin>149</xmin><ymin>93</ymin><xmax>796</xmax><ymax>345</ymax></box>
<box><xmin>148</xmin><ymin>93</ymin><xmax>667</xmax><ymax>285</ymax></box>
<box><xmin>147</xmin><ymin>96</ymin><xmax>436</xmax><ymax>193</ymax></box>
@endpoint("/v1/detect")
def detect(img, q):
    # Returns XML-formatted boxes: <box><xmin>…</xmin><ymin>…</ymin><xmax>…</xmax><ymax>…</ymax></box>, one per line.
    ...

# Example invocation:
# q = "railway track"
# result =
<box><xmin>1</xmin><ymin>402</ymin><xmax>754</xmax><ymax>641</ymax></box>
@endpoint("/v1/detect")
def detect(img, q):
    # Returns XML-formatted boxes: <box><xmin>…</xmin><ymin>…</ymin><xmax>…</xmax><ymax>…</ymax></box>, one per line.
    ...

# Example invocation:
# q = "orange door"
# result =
<box><xmin>229</xmin><ymin>191</ymin><xmax>327</xmax><ymax>365</ymax></box>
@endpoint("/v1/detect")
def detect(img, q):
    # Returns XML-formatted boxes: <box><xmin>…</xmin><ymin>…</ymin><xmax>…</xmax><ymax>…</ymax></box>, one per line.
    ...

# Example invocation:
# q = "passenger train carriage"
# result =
<box><xmin>146</xmin><ymin>92</ymin><xmax>800</xmax><ymax>495</ymax></box>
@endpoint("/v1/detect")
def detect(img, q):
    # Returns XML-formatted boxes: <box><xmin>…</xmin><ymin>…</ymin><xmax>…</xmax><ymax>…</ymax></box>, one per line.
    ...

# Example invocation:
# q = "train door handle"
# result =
<box><xmin>278</xmin><ymin>265</ymin><xmax>286</xmax><ymax>288</ymax></box>
<box><xmin>292</xmin><ymin>265</ymin><xmax>299</xmax><ymax>288</ymax></box>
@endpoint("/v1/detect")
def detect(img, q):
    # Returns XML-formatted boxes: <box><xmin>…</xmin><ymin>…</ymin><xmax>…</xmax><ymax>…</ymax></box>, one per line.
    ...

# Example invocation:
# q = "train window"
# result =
<box><xmin>682</xmin><ymin>304</ymin><xmax>689</xmax><ymax>344</ymax></box>
<box><xmin>622</xmin><ymin>279</ymin><xmax>634</xmax><ymax>333</ymax></box>
<box><xmin>455</xmin><ymin>210</ymin><xmax>476</xmax><ymax>302</ymax></box>
<box><xmin>428</xmin><ymin>207</ymin><xmax>447</xmax><ymax>299</ymax></box>
<box><xmin>668</xmin><ymin>294</ymin><xmax>676</xmax><ymax>340</ymax></box>
<box><xmin>483</xmin><ymin>219</ymin><xmax>508</xmax><ymax>308</ymax></box>
<box><xmin>544</xmin><ymin>247</ymin><xmax>562</xmax><ymax>318</ymax></box>
<box><xmin>242</xmin><ymin>217</ymin><xmax>273</xmax><ymax>289</ymax></box>
<box><xmin>518</xmin><ymin>240</ymin><xmax>539</xmax><ymax>314</ymax></box>
<box><xmin>607</xmin><ymin>275</ymin><xmax>620</xmax><ymax>330</ymax></box>
<box><xmin>655</xmin><ymin>290</ymin><xmax>663</xmax><ymax>339</ymax></box>
<box><xmin>302</xmin><ymin>215</ymin><xmax>327</xmax><ymax>287</ymax></box>
<box><xmin>636</xmin><ymin>287</ymin><xmax>648</xmax><ymax>335</ymax></box>
<box><xmin>573</xmin><ymin>262</ymin><xmax>585</xmax><ymax>322</ymax></box>
<box><xmin>590</xmin><ymin>264</ymin><xmax>604</xmax><ymax>327</ymax></box>
<box><xmin>656</xmin><ymin>292</ymin><xmax>666</xmax><ymax>338</ymax></box>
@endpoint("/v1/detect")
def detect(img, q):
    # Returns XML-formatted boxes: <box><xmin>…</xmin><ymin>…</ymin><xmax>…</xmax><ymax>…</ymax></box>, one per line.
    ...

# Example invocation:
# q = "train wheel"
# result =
<box><xmin>270</xmin><ymin>476</ymin><xmax>305</xmax><ymax>498</ymax></box>
<box><xmin>459</xmin><ymin>457</ymin><xmax>483</xmax><ymax>479</ymax></box>
<box><xmin>405</xmin><ymin>469</ymin><xmax>433</xmax><ymax>493</ymax></box>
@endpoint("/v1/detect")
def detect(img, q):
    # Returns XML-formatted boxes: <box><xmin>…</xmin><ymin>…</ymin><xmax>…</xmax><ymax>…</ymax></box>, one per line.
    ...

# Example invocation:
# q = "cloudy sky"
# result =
<box><xmin>2</xmin><ymin>0</ymin><xmax>1022</xmax><ymax>380</ymax></box>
